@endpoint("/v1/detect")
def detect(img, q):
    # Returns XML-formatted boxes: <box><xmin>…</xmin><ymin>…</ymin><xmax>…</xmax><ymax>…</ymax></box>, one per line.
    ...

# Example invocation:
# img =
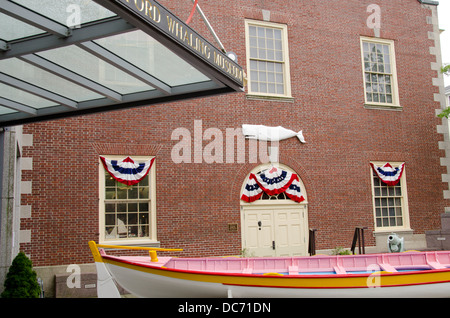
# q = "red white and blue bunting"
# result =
<box><xmin>370</xmin><ymin>162</ymin><xmax>405</xmax><ymax>186</ymax></box>
<box><xmin>100</xmin><ymin>156</ymin><xmax>155</xmax><ymax>186</ymax></box>
<box><xmin>241</xmin><ymin>166</ymin><xmax>305</xmax><ymax>203</ymax></box>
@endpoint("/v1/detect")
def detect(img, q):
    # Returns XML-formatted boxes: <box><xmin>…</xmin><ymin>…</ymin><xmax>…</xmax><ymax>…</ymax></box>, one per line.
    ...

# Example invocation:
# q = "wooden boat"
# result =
<box><xmin>88</xmin><ymin>241</ymin><xmax>450</xmax><ymax>298</ymax></box>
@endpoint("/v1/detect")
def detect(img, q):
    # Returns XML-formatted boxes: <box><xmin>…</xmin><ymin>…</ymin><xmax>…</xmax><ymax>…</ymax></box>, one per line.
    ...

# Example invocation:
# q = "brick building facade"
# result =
<box><xmin>14</xmin><ymin>0</ymin><xmax>449</xmax><ymax>294</ymax></box>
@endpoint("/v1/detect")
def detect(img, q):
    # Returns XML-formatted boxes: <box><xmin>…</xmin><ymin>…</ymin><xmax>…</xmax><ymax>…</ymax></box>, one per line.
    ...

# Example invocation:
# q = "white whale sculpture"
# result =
<box><xmin>242</xmin><ymin>124</ymin><xmax>305</xmax><ymax>143</ymax></box>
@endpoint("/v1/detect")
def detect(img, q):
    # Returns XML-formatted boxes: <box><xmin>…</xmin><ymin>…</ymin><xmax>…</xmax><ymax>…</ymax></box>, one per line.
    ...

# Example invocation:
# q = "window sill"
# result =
<box><xmin>246</xmin><ymin>94</ymin><xmax>295</xmax><ymax>103</ymax></box>
<box><xmin>373</xmin><ymin>228</ymin><xmax>412</xmax><ymax>235</ymax></box>
<box><xmin>99</xmin><ymin>239</ymin><xmax>161</xmax><ymax>247</ymax></box>
<box><xmin>364</xmin><ymin>103</ymin><xmax>402</xmax><ymax>111</ymax></box>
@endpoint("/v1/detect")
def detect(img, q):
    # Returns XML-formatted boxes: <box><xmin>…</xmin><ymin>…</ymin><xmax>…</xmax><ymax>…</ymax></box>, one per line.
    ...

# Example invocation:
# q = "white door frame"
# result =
<box><xmin>240</xmin><ymin>163</ymin><xmax>309</xmax><ymax>257</ymax></box>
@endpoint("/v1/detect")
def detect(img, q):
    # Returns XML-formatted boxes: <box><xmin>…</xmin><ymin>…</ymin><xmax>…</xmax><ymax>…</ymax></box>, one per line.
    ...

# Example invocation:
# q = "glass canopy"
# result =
<box><xmin>0</xmin><ymin>0</ymin><xmax>244</xmax><ymax>127</ymax></box>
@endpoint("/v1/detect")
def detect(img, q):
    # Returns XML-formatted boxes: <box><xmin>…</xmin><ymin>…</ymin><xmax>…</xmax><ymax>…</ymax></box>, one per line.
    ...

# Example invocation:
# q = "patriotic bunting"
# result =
<box><xmin>285</xmin><ymin>178</ymin><xmax>305</xmax><ymax>202</ymax></box>
<box><xmin>241</xmin><ymin>166</ymin><xmax>305</xmax><ymax>203</ymax></box>
<box><xmin>100</xmin><ymin>156</ymin><xmax>155</xmax><ymax>186</ymax></box>
<box><xmin>370</xmin><ymin>162</ymin><xmax>405</xmax><ymax>186</ymax></box>
<box><xmin>241</xmin><ymin>177</ymin><xmax>264</xmax><ymax>203</ymax></box>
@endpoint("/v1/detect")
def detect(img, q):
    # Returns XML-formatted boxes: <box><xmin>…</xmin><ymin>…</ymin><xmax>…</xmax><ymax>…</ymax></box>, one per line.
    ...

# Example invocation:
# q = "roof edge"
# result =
<box><xmin>418</xmin><ymin>0</ymin><xmax>439</xmax><ymax>5</ymax></box>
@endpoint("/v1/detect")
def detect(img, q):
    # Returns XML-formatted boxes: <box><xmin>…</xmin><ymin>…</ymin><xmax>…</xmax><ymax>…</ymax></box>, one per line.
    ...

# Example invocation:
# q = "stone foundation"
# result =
<box><xmin>426</xmin><ymin>213</ymin><xmax>450</xmax><ymax>250</ymax></box>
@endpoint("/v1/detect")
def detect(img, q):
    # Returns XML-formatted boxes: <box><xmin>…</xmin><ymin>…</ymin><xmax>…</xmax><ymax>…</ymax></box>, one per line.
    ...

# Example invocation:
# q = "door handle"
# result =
<box><xmin>272</xmin><ymin>241</ymin><xmax>275</xmax><ymax>250</ymax></box>
<box><xmin>258</xmin><ymin>221</ymin><xmax>262</xmax><ymax>230</ymax></box>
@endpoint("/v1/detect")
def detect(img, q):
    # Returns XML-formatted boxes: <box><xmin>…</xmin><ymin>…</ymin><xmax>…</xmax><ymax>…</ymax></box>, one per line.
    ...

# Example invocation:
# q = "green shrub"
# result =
<box><xmin>331</xmin><ymin>246</ymin><xmax>351</xmax><ymax>255</ymax></box>
<box><xmin>1</xmin><ymin>252</ymin><xmax>41</xmax><ymax>298</ymax></box>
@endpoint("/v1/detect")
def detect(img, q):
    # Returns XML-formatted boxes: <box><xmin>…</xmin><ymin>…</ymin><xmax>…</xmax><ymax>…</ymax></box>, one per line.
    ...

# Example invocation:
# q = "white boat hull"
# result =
<box><xmin>88</xmin><ymin>241</ymin><xmax>450</xmax><ymax>298</ymax></box>
<box><xmin>105</xmin><ymin>262</ymin><xmax>450</xmax><ymax>298</ymax></box>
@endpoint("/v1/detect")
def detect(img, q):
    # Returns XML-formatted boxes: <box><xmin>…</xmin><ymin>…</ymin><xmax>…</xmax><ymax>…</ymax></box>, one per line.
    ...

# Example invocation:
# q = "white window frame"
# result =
<box><xmin>360</xmin><ymin>37</ymin><xmax>400</xmax><ymax>109</ymax></box>
<box><xmin>370</xmin><ymin>161</ymin><xmax>410</xmax><ymax>233</ymax></box>
<box><xmin>98</xmin><ymin>155</ymin><xmax>157</xmax><ymax>245</ymax></box>
<box><xmin>245</xmin><ymin>19</ymin><xmax>292</xmax><ymax>100</ymax></box>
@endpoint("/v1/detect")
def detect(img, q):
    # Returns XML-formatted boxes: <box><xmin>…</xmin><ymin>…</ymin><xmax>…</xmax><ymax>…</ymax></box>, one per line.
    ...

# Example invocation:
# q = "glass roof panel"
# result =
<box><xmin>0</xmin><ymin>0</ymin><xmax>243</xmax><ymax>127</ymax></box>
<box><xmin>0</xmin><ymin>13</ymin><xmax>46</xmax><ymax>41</ymax></box>
<box><xmin>12</xmin><ymin>0</ymin><xmax>116</xmax><ymax>26</ymax></box>
<box><xmin>94</xmin><ymin>30</ymin><xmax>210</xmax><ymax>87</ymax></box>
<box><xmin>0</xmin><ymin>106</ymin><xmax>18</xmax><ymax>116</ymax></box>
<box><xmin>37</xmin><ymin>45</ymin><xmax>154</xmax><ymax>94</ymax></box>
<box><xmin>0</xmin><ymin>83</ymin><xmax>58</xmax><ymax>109</ymax></box>
<box><xmin>0</xmin><ymin>58</ymin><xmax>103</xmax><ymax>101</ymax></box>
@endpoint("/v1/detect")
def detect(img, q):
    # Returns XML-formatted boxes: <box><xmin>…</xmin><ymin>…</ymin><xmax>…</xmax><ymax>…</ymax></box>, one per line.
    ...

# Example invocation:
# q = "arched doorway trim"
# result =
<box><xmin>240</xmin><ymin>163</ymin><xmax>309</xmax><ymax>257</ymax></box>
<box><xmin>240</xmin><ymin>163</ymin><xmax>308</xmax><ymax>205</ymax></box>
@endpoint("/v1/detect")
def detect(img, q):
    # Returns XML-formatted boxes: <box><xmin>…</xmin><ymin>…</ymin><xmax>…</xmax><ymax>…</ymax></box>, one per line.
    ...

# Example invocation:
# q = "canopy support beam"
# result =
<box><xmin>19</xmin><ymin>54</ymin><xmax>123</xmax><ymax>102</ymax></box>
<box><xmin>0</xmin><ymin>97</ymin><xmax>37</xmax><ymax>116</ymax></box>
<box><xmin>0</xmin><ymin>17</ymin><xmax>135</xmax><ymax>60</ymax></box>
<box><xmin>78</xmin><ymin>41</ymin><xmax>172</xmax><ymax>95</ymax></box>
<box><xmin>0</xmin><ymin>73</ymin><xmax>78</xmax><ymax>108</ymax></box>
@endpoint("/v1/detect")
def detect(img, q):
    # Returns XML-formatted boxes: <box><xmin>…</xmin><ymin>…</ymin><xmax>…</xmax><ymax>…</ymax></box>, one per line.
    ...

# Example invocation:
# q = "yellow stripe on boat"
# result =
<box><xmin>88</xmin><ymin>241</ymin><xmax>182</xmax><ymax>263</ymax></box>
<box><xmin>89</xmin><ymin>241</ymin><xmax>103</xmax><ymax>263</ymax></box>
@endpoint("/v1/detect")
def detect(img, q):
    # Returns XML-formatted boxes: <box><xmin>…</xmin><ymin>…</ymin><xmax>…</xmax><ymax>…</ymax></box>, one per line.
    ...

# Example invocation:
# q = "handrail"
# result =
<box><xmin>308</xmin><ymin>229</ymin><xmax>317</xmax><ymax>256</ymax></box>
<box><xmin>350</xmin><ymin>227</ymin><xmax>368</xmax><ymax>255</ymax></box>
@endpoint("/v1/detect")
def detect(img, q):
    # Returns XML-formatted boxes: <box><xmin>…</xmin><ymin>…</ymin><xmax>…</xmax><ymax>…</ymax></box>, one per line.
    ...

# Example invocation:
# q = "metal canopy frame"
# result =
<box><xmin>0</xmin><ymin>0</ymin><xmax>244</xmax><ymax>127</ymax></box>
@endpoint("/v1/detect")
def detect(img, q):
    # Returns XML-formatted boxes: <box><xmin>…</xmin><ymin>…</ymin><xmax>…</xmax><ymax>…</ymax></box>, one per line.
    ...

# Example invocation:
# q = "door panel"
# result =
<box><xmin>274</xmin><ymin>207</ymin><xmax>306</xmax><ymax>256</ymax></box>
<box><xmin>242</xmin><ymin>205</ymin><xmax>308</xmax><ymax>257</ymax></box>
<box><xmin>243</xmin><ymin>209</ymin><xmax>275</xmax><ymax>257</ymax></box>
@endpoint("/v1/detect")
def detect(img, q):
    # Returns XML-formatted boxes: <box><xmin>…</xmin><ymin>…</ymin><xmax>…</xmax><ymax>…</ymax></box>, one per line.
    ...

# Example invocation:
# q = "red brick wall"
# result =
<box><xmin>21</xmin><ymin>0</ymin><xmax>448</xmax><ymax>266</ymax></box>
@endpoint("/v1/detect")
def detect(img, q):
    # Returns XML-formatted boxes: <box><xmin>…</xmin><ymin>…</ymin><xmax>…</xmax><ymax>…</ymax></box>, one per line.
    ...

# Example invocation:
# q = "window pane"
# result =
<box><xmin>277</xmin><ymin>84</ymin><xmax>284</xmax><ymax>94</ymax></box>
<box><xmin>129</xmin><ymin>203</ymin><xmax>138</xmax><ymax>212</ymax></box>
<box><xmin>139</xmin><ymin>187</ymin><xmax>149</xmax><ymax>199</ymax></box>
<box><xmin>105</xmin><ymin>203</ymin><xmax>115</xmax><ymax>213</ymax></box>
<box><xmin>362</xmin><ymin>40</ymin><xmax>395</xmax><ymax>105</ymax></box>
<box><xmin>105</xmin><ymin>174</ymin><xmax>116</xmax><ymax>187</ymax></box>
<box><xmin>103</xmin><ymin>158</ymin><xmax>152</xmax><ymax>240</ymax></box>
<box><xmin>268</xmin><ymin>84</ymin><xmax>276</xmax><ymax>94</ymax></box>
<box><xmin>117</xmin><ymin>187</ymin><xmax>127</xmax><ymax>199</ymax></box>
<box><xmin>105</xmin><ymin>214</ymin><xmax>115</xmax><ymax>226</ymax></box>
<box><xmin>105</xmin><ymin>188</ymin><xmax>115</xmax><ymax>199</ymax></box>
<box><xmin>274</xmin><ymin>29</ymin><xmax>282</xmax><ymax>39</ymax></box>
<box><xmin>117</xmin><ymin>203</ymin><xmax>126</xmax><ymax>212</ymax></box>
<box><xmin>372</xmin><ymin>166</ymin><xmax>404</xmax><ymax>229</ymax></box>
<box><xmin>128</xmin><ymin>187</ymin><xmax>138</xmax><ymax>199</ymax></box>
<box><xmin>247</xmin><ymin>22</ymin><xmax>287</xmax><ymax>96</ymax></box>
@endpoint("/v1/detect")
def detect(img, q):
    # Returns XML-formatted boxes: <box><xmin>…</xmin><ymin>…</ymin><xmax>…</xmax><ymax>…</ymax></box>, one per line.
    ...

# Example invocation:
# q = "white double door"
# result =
<box><xmin>242</xmin><ymin>204</ymin><xmax>308</xmax><ymax>257</ymax></box>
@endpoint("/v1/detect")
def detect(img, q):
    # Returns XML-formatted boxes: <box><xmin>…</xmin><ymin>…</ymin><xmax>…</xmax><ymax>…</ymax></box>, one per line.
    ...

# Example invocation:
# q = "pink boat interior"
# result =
<box><xmin>101</xmin><ymin>250</ymin><xmax>450</xmax><ymax>276</ymax></box>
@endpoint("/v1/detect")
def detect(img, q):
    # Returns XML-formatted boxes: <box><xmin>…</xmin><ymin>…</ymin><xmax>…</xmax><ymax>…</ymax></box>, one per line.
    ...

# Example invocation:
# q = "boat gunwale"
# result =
<box><xmin>100</xmin><ymin>253</ymin><xmax>450</xmax><ymax>280</ymax></box>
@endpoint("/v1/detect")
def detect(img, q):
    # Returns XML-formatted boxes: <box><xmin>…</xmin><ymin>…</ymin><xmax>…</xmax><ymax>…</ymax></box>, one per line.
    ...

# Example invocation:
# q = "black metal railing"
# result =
<box><xmin>308</xmin><ymin>228</ymin><xmax>317</xmax><ymax>256</ymax></box>
<box><xmin>351</xmin><ymin>226</ymin><xmax>368</xmax><ymax>254</ymax></box>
